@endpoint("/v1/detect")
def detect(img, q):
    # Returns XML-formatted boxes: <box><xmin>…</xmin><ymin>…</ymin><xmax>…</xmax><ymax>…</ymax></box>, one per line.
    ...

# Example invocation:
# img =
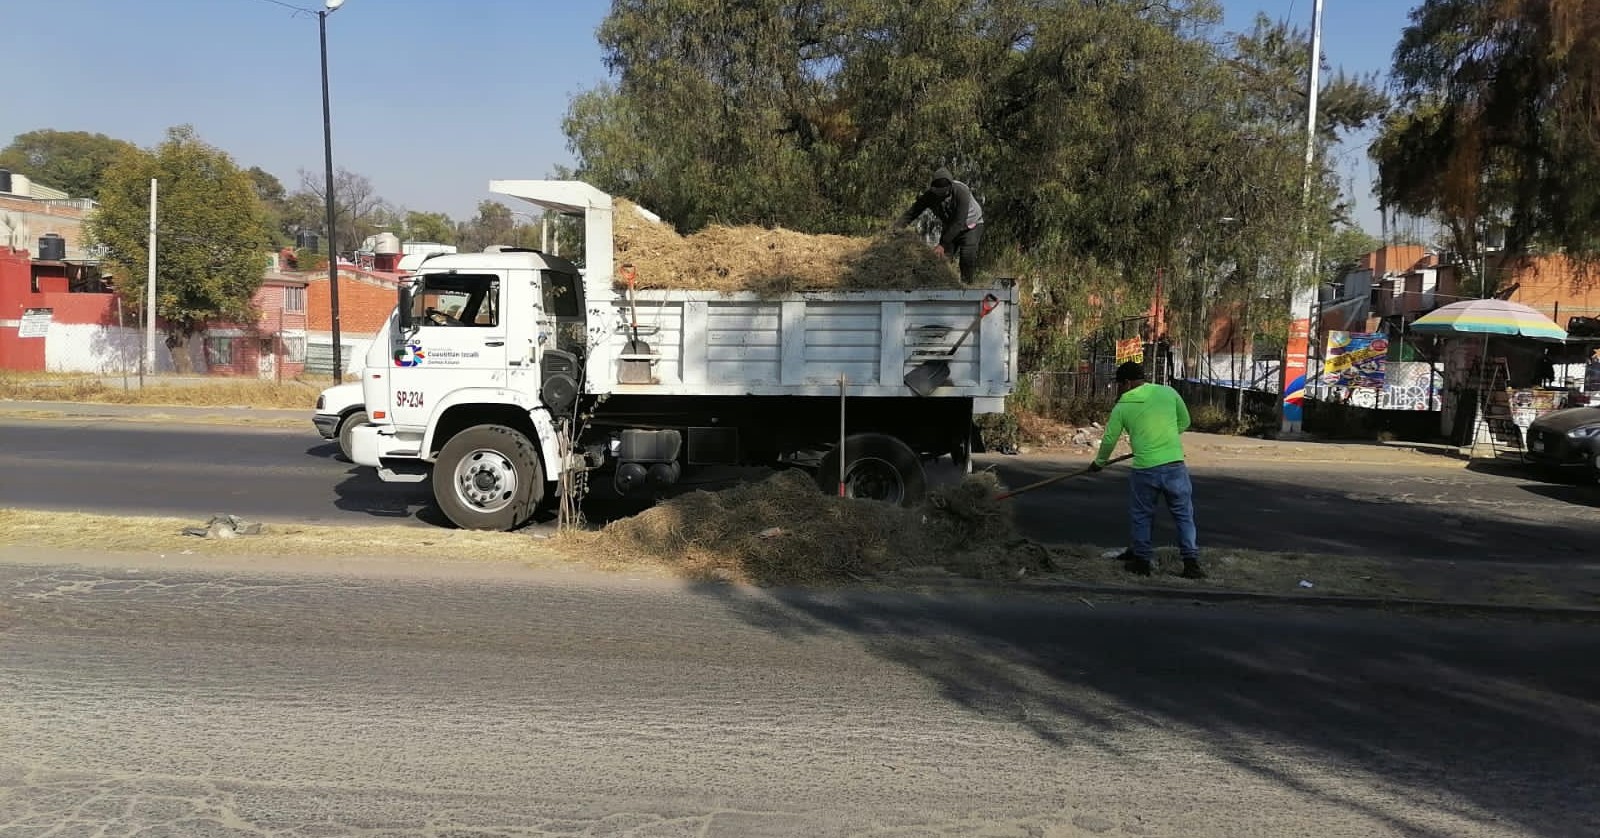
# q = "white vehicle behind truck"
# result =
<box><xmin>350</xmin><ymin>180</ymin><xmax>1018</xmax><ymax>530</ymax></box>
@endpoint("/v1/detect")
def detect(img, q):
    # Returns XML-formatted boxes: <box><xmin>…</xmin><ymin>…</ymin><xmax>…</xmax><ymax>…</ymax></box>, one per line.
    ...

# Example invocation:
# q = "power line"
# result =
<box><xmin>244</xmin><ymin>0</ymin><xmax>316</xmax><ymax>16</ymax></box>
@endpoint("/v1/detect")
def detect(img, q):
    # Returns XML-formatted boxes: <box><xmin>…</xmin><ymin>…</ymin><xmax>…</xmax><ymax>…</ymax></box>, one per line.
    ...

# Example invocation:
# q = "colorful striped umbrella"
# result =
<box><xmin>1409</xmin><ymin>299</ymin><xmax>1568</xmax><ymax>343</ymax></box>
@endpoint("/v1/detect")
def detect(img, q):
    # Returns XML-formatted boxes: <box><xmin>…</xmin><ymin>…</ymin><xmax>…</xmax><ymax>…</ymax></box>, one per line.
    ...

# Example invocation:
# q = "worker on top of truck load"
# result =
<box><xmin>895</xmin><ymin>166</ymin><xmax>984</xmax><ymax>283</ymax></box>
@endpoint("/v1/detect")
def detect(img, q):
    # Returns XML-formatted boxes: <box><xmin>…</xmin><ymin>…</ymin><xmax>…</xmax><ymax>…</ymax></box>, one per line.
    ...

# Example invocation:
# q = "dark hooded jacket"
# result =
<box><xmin>897</xmin><ymin>167</ymin><xmax>984</xmax><ymax>249</ymax></box>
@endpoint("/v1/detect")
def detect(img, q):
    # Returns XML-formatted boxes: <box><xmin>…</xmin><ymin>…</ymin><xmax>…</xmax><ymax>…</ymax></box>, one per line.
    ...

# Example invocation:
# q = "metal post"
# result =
<box><xmin>1278</xmin><ymin>0</ymin><xmax>1325</xmax><ymax>435</ymax></box>
<box><xmin>320</xmin><ymin>8</ymin><xmax>342</xmax><ymax>382</ymax></box>
<box><xmin>838</xmin><ymin>374</ymin><xmax>847</xmax><ymax>497</ymax></box>
<box><xmin>145</xmin><ymin>178</ymin><xmax>158</xmax><ymax>377</ymax></box>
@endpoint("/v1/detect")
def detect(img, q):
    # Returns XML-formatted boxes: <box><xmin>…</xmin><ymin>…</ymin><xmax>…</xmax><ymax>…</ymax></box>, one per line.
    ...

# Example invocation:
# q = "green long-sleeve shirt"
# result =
<box><xmin>1094</xmin><ymin>383</ymin><xmax>1190</xmax><ymax>469</ymax></box>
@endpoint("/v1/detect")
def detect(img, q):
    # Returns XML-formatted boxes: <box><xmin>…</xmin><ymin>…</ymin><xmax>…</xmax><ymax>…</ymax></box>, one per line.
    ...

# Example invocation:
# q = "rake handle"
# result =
<box><xmin>994</xmin><ymin>453</ymin><xmax>1133</xmax><ymax>501</ymax></box>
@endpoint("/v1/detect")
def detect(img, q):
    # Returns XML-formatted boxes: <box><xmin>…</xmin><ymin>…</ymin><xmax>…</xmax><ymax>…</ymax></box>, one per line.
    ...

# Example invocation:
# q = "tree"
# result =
<box><xmin>404</xmin><ymin>210</ymin><xmax>456</xmax><ymax>245</ymax></box>
<box><xmin>247</xmin><ymin>167</ymin><xmax>291</xmax><ymax>246</ymax></box>
<box><xmin>457</xmin><ymin>200</ymin><xmax>544</xmax><ymax>252</ymax></box>
<box><xmin>1373</xmin><ymin>0</ymin><xmax>1600</xmax><ymax>291</ymax></box>
<box><xmin>0</xmin><ymin>129</ymin><xmax>138</xmax><ymax>200</ymax></box>
<box><xmin>565</xmin><ymin>1</ymin><xmax>1384</xmax><ymax>370</ymax></box>
<box><xmin>293</xmin><ymin>168</ymin><xmax>389</xmax><ymax>254</ymax></box>
<box><xmin>87</xmin><ymin>126</ymin><xmax>268</xmax><ymax>373</ymax></box>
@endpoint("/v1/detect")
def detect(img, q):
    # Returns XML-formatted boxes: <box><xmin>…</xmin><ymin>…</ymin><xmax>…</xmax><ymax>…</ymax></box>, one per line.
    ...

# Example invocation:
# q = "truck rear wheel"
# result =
<box><xmin>433</xmin><ymin>425</ymin><xmax>545</xmax><ymax>531</ymax></box>
<box><xmin>817</xmin><ymin>433</ymin><xmax>927</xmax><ymax>507</ymax></box>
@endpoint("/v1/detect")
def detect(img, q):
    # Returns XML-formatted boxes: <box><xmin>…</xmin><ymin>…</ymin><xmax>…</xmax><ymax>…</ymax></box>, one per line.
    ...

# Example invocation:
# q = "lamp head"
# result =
<box><xmin>324</xmin><ymin>0</ymin><xmax>345</xmax><ymax>10</ymax></box>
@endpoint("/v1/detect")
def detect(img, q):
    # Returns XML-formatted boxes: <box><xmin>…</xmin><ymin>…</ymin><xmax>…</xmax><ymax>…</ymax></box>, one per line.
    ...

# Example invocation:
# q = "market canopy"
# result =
<box><xmin>1409</xmin><ymin>299</ymin><xmax>1568</xmax><ymax>343</ymax></box>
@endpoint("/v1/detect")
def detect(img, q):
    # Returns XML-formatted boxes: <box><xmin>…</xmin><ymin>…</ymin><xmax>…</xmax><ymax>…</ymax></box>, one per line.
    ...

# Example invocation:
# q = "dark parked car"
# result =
<box><xmin>1525</xmin><ymin>406</ymin><xmax>1600</xmax><ymax>478</ymax></box>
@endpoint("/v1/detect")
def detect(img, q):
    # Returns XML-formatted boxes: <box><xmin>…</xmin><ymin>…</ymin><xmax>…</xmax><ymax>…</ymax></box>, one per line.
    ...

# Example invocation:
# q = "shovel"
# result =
<box><xmin>619</xmin><ymin>264</ymin><xmax>654</xmax><ymax>384</ymax></box>
<box><xmin>904</xmin><ymin>293</ymin><xmax>1000</xmax><ymax>397</ymax></box>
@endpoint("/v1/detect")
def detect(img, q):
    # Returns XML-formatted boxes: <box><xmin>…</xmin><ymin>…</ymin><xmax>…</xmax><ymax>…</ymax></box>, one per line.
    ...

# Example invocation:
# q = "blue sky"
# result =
<box><xmin>7</xmin><ymin>0</ymin><xmax>1412</xmax><ymax>233</ymax></box>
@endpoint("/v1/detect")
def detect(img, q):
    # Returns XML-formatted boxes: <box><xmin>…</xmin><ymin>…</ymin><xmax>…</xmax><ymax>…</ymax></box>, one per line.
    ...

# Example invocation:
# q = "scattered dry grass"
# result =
<box><xmin>564</xmin><ymin>470</ymin><xmax>1043</xmax><ymax>585</ymax></box>
<box><xmin>0</xmin><ymin>372</ymin><xmax>321</xmax><ymax>410</ymax></box>
<box><xmin>0</xmin><ymin>508</ymin><xmax>577</xmax><ymax>568</ymax></box>
<box><xmin>612</xmin><ymin>199</ymin><xmax>963</xmax><ymax>294</ymax></box>
<box><xmin>1039</xmin><ymin>545</ymin><xmax>1419</xmax><ymax>599</ymax></box>
<box><xmin>3</xmin><ymin>495</ymin><xmax>1592</xmax><ymax>609</ymax></box>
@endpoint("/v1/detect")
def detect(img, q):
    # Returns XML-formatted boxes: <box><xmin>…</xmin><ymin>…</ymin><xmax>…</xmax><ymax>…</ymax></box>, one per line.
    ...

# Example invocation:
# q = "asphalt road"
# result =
<box><xmin>2</xmin><ymin>553</ymin><xmax>1596</xmax><ymax>837</ymax></box>
<box><xmin>4</xmin><ymin>418</ymin><xmax>1600</xmax><ymax>563</ymax></box>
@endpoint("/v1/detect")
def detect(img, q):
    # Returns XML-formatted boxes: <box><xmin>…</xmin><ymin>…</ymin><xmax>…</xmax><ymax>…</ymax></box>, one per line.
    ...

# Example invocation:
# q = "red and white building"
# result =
<box><xmin>0</xmin><ymin>246</ymin><xmax>314</xmax><ymax>377</ymax></box>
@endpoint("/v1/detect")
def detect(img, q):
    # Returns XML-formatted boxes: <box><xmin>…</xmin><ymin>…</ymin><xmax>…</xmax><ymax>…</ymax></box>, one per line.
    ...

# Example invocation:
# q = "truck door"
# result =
<box><xmin>390</xmin><ymin>272</ymin><xmax>508</xmax><ymax>430</ymax></box>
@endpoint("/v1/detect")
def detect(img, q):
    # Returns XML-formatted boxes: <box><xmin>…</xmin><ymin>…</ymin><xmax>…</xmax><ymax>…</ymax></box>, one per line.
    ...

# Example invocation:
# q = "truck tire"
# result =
<box><xmin>336</xmin><ymin>410</ymin><xmax>369</xmax><ymax>463</ymax></box>
<box><xmin>433</xmin><ymin>425</ymin><xmax>546</xmax><ymax>531</ymax></box>
<box><xmin>817</xmin><ymin>433</ymin><xmax>927</xmax><ymax>507</ymax></box>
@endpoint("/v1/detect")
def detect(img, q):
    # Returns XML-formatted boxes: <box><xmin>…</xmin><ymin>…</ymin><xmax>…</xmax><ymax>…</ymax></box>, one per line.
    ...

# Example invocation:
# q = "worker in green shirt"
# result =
<box><xmin>1090</xmin><ymin>361</ymin><xmax>1205</xmax><ymax>579</ymax></box>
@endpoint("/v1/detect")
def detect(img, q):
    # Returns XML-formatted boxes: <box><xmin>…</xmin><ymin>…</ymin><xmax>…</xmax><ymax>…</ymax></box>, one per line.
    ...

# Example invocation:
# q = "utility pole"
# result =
<box><xmin>145</xmin><ymin>178</ymin><xmax>158</xmax><ymax>378</ymax></box>
<box><xmin>1278</xmin><ymin>0</ymin><xmax>1325</xmax><ymax>436</ymax></box>
<box><xmin>319</xmin><ymin>0</ymin><xmax>346</xmax><ymax>382</ymax></box>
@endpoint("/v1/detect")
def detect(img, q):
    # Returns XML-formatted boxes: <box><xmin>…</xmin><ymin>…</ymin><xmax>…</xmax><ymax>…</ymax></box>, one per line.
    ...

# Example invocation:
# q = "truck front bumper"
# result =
<box><xmin>312</xmin><ymin>413</ymin><xmax>340</xmax><ymax>439</ymax></box>
<box><xmin>350</xmin><ymin>424</ymin><xmax>430</xmax><ymax>483</ymax></box>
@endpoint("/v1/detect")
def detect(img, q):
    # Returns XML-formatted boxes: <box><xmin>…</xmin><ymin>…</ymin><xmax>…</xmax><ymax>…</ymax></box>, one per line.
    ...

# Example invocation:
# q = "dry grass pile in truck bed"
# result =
<box><xmin>611</xmin><ymin>199</ymin><xmax>963</xmax><ymax>295</ymax></box>
<box><xmin>579</xmin><ymin>470</ymin><xmax>1046</xmax><ymax>585</ymax></box>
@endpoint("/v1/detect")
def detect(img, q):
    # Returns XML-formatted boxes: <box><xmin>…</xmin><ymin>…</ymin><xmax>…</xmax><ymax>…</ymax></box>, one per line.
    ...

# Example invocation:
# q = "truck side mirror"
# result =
<box><xmin>397</xmin><ymin>283</ymin><xmax>415</xmax><ymax>332</ymax></box>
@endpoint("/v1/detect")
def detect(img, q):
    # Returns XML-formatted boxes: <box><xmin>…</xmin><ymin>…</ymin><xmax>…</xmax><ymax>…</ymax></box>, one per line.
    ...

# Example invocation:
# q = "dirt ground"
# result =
<box><xmin>2</xmin><ymin>506</ymin><xmax>1593</xmax><ymax>611</ymax></box>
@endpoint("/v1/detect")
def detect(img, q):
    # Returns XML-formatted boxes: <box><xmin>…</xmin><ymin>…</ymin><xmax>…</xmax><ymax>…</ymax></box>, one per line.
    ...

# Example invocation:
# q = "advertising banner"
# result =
<box><xmin>1322</xmin><ymin>331</ymin><xmax>1388</xmax><ymax>388</ymax></box>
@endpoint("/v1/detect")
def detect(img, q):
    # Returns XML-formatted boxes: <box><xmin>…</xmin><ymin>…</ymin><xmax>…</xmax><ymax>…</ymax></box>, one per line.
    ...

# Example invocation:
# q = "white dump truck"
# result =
<box><xmin>350</xmin><ymin>180</ymin><xmax>1018</xmax><ymax>530</ymax></box>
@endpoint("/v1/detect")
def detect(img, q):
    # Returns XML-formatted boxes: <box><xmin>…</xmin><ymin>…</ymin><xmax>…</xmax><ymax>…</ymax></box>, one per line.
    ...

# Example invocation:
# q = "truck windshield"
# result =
<box><xmin>413</xmin><ymin>274</ymin><xmax>500</xmax><ymax>327</ymax></box>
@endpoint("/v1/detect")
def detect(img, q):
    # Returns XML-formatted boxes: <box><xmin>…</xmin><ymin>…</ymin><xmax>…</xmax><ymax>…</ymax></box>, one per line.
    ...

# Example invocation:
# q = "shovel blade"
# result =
<box><xmin>904</xmin><ymin>360</ymin><xmax>950</xmax><ymax>396</ymax></box>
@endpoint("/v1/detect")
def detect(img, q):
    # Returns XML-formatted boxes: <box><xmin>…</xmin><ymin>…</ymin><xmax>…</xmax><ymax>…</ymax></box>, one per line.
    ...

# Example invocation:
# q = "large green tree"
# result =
<box><xmin>88</xmin><ymin>126</ymin><xmax>268</xmax><ymax>373</ymax></box>
<box><xmin>0</xmin><ymin>129</ymin><xmax>138</xmax><ymax>199</ymax></box>
<box><xmin>1373</xmin><ymin>0</ymin><xmax>1600</xmax><ymax>291</ymax></box>
<box><xmin>404</xmin><ymin>210</ymin><xmax>457</xmax><ymax>245</ymax></box>
<box><xmin>565</xmin><ymin>1</ymin><xmax>1383</xmax><ymax>370</ymax></box>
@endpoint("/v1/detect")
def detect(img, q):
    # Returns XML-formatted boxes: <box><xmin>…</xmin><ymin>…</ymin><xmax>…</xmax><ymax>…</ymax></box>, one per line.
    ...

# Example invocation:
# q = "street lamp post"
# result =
<box><xmin>319</xmin><ymin>0</ymin><xmax>346</xmax><ymax>382</ymax></box>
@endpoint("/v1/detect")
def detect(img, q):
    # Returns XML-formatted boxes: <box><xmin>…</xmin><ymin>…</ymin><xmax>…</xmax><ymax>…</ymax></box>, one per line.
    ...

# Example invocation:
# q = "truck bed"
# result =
<box><xmin>581</xmin><ymin>285</ymin><xmax>1017</xmax><ymax>406</ymax></box>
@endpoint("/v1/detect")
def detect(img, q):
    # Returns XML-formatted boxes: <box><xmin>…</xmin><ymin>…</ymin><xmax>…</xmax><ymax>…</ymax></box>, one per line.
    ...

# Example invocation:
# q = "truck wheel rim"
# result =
<box><xmin>844</xmin><ymin>457</ymin><xmax>904</xmax><ymax>504</ymax></box>
<box><xmin>454</xmin><ymin>449</ymin><xmax>518</xmax><ymax>513</ymax></box>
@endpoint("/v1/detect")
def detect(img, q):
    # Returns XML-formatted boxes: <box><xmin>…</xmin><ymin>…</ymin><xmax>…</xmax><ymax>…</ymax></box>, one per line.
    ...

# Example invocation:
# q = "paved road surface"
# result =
<box><xmin>5</xmin><ymin>418</ymin><xmax>1600</xmax><ymax>562</ymax></box>
<box><xmin>2</xmin><ymin>553</ymin><xmax>1596</xmax><ymax>837</ymax></box>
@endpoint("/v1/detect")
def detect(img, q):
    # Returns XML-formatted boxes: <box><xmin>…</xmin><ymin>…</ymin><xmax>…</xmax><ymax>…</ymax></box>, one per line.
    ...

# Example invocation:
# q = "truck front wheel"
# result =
<box><xmin>433</xmin><ymin>425</ymin><xmax>546</xmax><ymax>531</ymax></box>
<box><xmin>817</xmin><ymin>433</ymin><xmax>927</xmax><ymax>507</ymax></box>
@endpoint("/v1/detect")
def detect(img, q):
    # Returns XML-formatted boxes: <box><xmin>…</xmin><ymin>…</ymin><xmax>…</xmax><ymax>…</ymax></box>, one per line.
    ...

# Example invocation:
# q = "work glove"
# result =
<box><xmin>1088</xmin><ymin>461</ymin><xmax>1104</xmax><ymax>472</ymax></box>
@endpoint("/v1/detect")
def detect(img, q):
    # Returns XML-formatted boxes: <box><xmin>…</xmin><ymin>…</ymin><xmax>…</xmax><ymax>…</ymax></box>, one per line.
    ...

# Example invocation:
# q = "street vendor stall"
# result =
<box><xmin>1409</xmin><ymin>299</ymin><xmax>1569</xmax><ymax>455</ymax></box>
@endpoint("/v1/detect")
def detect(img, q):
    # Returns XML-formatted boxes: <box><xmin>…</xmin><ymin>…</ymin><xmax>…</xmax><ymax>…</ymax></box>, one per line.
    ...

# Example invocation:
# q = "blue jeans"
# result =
<box><xmin>1128</xmin><ymin>461</ymin><xmax>1199</xmax><ymax>564</ymax></box>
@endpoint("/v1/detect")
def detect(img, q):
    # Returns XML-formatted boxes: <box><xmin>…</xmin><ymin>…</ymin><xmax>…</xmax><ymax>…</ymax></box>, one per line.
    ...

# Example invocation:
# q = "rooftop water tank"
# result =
<box><xmin>39</xmin><ymin>234</ymin><xmax>66</xmax><ymax>261</ymax></box>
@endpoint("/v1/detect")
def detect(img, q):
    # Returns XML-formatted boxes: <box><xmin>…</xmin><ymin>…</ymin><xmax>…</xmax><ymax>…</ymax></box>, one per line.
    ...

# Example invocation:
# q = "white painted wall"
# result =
<box><xmin>43</xmin><ymin>323</ymin><xmax>206</xmax><ymax>373</ymax></box>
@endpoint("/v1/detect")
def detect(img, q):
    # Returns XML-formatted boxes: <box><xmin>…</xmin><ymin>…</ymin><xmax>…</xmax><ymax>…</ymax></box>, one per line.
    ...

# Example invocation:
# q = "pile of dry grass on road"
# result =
<box><xmin>611</xmin><ymin>199</ymin><xmax>963</xmax><ymax>295</ymax></box>
<box><xmin>0</xmin><ymin>372</ymin><xmax>321</xmax><ymax>410</ymax></box>
<box><xmin>573</xmin><ymin>470</ymin><xmax>1047</xmax><ymax>585</ymax></box>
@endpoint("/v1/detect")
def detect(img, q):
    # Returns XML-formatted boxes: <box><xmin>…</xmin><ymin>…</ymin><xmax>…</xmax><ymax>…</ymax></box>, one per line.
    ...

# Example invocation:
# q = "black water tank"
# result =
<box><xmin>0</xmin><ymin>169</ymin><xmax>11</xmax><ymax>193</ymax></box>
<box><xmin>39</xmin><ymin>234</ymin><xmax>66</xmax><ymax>261</ymax></box>
<box><xmin>296</xmin><ymin>231</ymin><xmax>320</xmax><ymax>252</ymax></box>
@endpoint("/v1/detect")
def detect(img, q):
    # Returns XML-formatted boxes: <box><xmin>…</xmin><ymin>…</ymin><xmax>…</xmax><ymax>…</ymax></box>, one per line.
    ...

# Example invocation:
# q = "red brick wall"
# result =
<box><xmin>306</xmin><ymin>271</ymin><xmax>397</xmax><ymax>337</ymax></box>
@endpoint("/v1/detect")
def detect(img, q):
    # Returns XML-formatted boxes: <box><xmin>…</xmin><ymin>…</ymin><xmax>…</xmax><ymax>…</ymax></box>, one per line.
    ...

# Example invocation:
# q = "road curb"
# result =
<box><xmin>885</xmin><ymin>574</ymin><xmax>1600</xmax><ymax>620</ymax></box>
<box><xmin>0</xmin><ymin>400</ymin><xmax>306</xmax><ymax>420</ymax></box>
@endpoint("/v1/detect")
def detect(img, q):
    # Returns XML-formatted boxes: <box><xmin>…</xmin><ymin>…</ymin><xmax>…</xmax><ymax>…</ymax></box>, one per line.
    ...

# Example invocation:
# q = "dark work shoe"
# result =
<box><xmin>1122</xmin><ymin>559</ymin><xmax>1154</xmax><ymax>577</ymax></box>
<box><xmin>1181</xmin><ymin>561</ymin><xmax>1207</xmax><ymax>580</ymax></box>
<box><xmin>1113</xmin><ymin>548</ymin><xmax>1134</xmax><ymax>562</ymax></box>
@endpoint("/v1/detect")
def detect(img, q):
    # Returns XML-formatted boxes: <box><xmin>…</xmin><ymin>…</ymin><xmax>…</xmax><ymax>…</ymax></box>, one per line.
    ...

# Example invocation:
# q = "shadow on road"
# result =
<box><xmin>686</xmin><ymin>582</ymin><xmax>1600</xmax><ymax>836</ymax></box>
<box><xmin>980</xmin><ymin>456</ymin><xmax>1600</xmax><ymax>564</ymax></box>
